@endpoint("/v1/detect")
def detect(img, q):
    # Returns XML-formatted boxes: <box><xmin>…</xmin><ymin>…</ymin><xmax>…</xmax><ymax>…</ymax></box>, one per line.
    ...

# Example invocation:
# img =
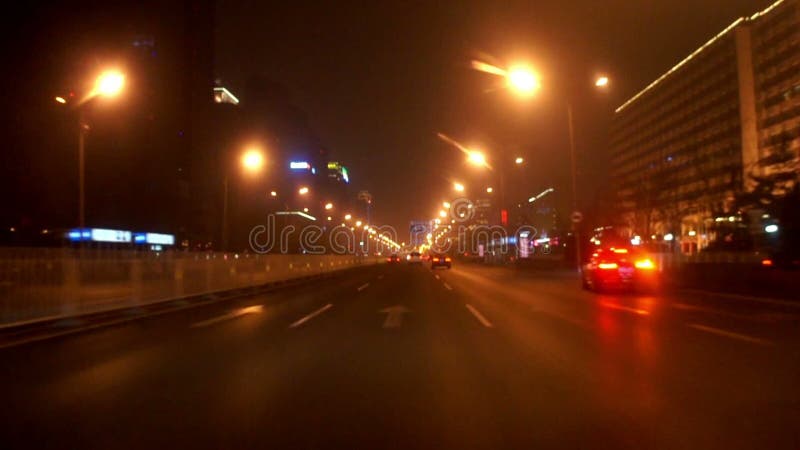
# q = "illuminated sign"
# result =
<box><xmin>341</xmin><ymin>167</ymin><xmax>349</xmax><ymax>183</ymax></box>
<box><xmin>91</xmin><ymin>228</ymin><xmax>132</xmax><ymax>243</ymax></box>
<box><xmin>290</xmin><ymin>161</ymin><xmax>311</xmax><ymax>170</ymax></box>
<box><xmin>327</xmin><ymin>161</ymin><xmax>340</xmax><ymax>170</ymax></box>
<box><xmin>145</xmin><ymin>233</ymin><xmax>175</xmax><ymax>245</ymax></box>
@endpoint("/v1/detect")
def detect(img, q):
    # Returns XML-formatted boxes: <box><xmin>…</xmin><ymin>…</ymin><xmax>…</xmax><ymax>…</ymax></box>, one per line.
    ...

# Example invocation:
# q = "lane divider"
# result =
<box><xmin>466</xmin><ymin>304</ymin><xmax>493</xmax><ymax>328</ymax></box>
<box><xmin>191</xmin><ymin>305</ymin><xmax>264</xmax><ymax>328</ymax></box>
<box><xmin>357</xmin><ymin>283</ymin><xmax>370</xmax><ymax>292</ymax></box>
<box><xmin>688</xmin><ymin>323</ymin><xmax>773</xmax><ymax>346</ymax></box>
<box><xmin>443</xmin><ymin>282</ymin><xmax>453</xmax><ymax>291</ymax></box>
<box><xmin>289</xmin><ymin>303</ymin><xmax>333</xmax><ymax>329</ymax></box>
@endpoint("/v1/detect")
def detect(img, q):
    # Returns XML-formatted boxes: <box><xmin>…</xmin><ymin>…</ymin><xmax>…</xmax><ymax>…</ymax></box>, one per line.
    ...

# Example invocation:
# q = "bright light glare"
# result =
<box><xmin>454</xmin><ymin>182</ymin><xmax>465</xmax><ymax>192</ymax></box>
<box><xmin>270</xmin><ymin>191</ymin><xmax>277</xmax><ymax>197</ymax></box>
<box><xmin>439</xmin><ymin>210</ymin><xmax>447</xmax><ymax>218</ymax></box>
<box><xmin>634</xmin><ymin>259</ymin><xmax>655</xmax><ymax>270</ymax></box>
<box><xmin>765</xmin><ymin>224</ymin><xmax>779</xmax><ymax>233</ymax></box>
<box><xmin>486</xmin><ymin>187</ymin><xmax>493</xmax><ymax>193</ymax></box>
<box><xmin>298</xmin><ymin>187</ymin><xmax>309</xmax><ymax>195</ymax></box>
<box><xmin>515</xmin><ymin>157</ymin><xmax>524</xmax><ymax>164</ymax></box>
<box><xmin>55</xmin><ymin>96</ymin><xmax>67</xmax><ymax>104</ymax></box>
<box><xmin>344</xmin><ymin>214</ymin><xmax>352</xmax><ymax>220</ymax></box>
<box><xmin>595</xmin><ymin>76</ymin><xmax>609</xmax><ymax>87</ymax></box>
<box><xmin>95</xmin><ymin>70</ymin><xmax>125</xmax><ymax>97</ymax></box>
<box><xmin>443</xmin><ymin>201</ymin><xmax>450</xmax><ymax>209</ymax></box>
<box><xmin>664</xmin><ymin>233</ymin><xmax>674</xmax><ymax>241</ymax></box>
<box><xmin>507</xmin><ymin>67</ymin><xmax>540</xmax><ymax>95</ymax></box>
<box><xmin>324</xmin><ymin>203</ymin><xmax>333</xmax><ymax>210</ymax></box>
<box><xmin>241</xmin><ymin>150</ymin><xmax>265</xmax><ymax>172</ymax></box>
<box><xmin>467</xmin><ymin>151</ymin><xmax>487</xmax><ymax>166</ymax></box>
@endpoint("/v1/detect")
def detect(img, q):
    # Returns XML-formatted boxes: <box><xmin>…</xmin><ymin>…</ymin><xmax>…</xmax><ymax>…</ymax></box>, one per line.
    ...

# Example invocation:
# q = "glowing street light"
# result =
<box><xmin>356</xmin><ymin>220</ymin><xmax>362</xmax><ymax>227</ymax></box>
<box><xmin>344</xmin><ymin>214</ymin><xmax>352</xmax><ymax>220</ymax></box>
<box><xmin>241</xmin><ymin>149</ymin><xmax>265</xmax><ymax>172</ymax></box>
<box><xmin>54</xmin><ymin>96</ymin><xmax>67</xmax><ymax>104</ymax></box>
<box><xmin>443</xmin><ymin>201</ymin><xmax>451</xmax><ymax>209</ymax></box>
<box><xmin>486</xmin><ymin>187</ymin><xmax>494</xmax><ymax>193</ymax></box>
<box><xmin>324</xmin><ymin>202</ymin><xmax>333</xmax><ymax>210</ymax></box>
<box><xmin>94</xmin><ymin>70</ymin><xmax>125</xmax><ymax>97</ymax></box>
<box><xmin>467</xmin><ymin>150</ymin><xmax>487</xmax><ymax>167</ymax></box>
<box><xmin>454</xmin><ymin>182</ymin><xmax>465</xmax><ymax>192</ymax></box>
<box><xmin>270</xmin><ymin>191</ymin><xmax>277</xmax><ymax>197</ymax></box>
<box><xmin>439</xmin><ymin>210</ymin><xmax>447</xmax><ymax>218</ymax></box>
<box><xmin>507</xmin><ymin>66</ymin><xmax>540</xmax><ymax>96</ymax></box>
<box><xmin>595</xmin><ymin>76</ymin><xmax>610</xmax><ymax>88</ymax></box>
<box><xmin>515</xmin><ymin>157</ymin><xmax>524</xmax><ymax>164</ymax></box>
<box><xmin>298</xmin><ymin>186</ymin><xmax>309</xmax><ymax>195</ymax></box>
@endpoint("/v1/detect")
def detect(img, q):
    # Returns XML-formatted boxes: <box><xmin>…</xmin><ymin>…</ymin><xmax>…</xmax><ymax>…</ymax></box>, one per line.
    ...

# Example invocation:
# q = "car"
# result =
<box><xmin>386</xmin><ymin>254</ymin><xmax>401</xmax><ymax>263</ymax></box>
<box><xmin>582</xmin><ymin>247</ymin><xmax>659</xmax><ymax>292</ymax></box>
<box><xmin>406</xmin><ymin>251</ymin><xmax>422</xmax><ymax>264</ymax></box>
<box><xmin>430</xmin><ymin>253</ymin><xmax>452</xmax><ymax>269</ymax></box>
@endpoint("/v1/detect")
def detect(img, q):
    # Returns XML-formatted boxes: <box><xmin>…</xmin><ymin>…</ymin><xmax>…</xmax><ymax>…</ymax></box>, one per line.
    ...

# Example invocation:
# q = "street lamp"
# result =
<box><xmin>298</xmin><ymin>186</ymin><xmax>309</xmax><ymax>195</ymax></box>
<box><xmin>507</xmin><ymin>66</ymin><xmax>540</xmax><ymax>96</ymax></box>
<box><xmin>222</xmin><ymin>147</ymin><xmax>266</xmax><ymax>251</ymax></box>
<box><xmin>515</xmin><ymin>157</ymin><xmax>524</xmax><ymax>165</ymax></box>
<box><xmin>467</xmin><ymin>150</ymin><xmax>487</xmax><ymax>167</ymax></box>
<box><xmin>595</xmin><ymin>76</ymin><xmax>609</xmax><ymax>88</ymax></box>
<box><xmin>486</xmin><ymin>187</ymin><xmax>493</xmax><ymax>193</ymax></box>
<box><xmin>56</xmin><ymin>69</ymin><xmax>127</xmax><ymax>229</ymax></box>
<box><xmin>344</xmin><ymin>214</ymin><xmax>352</xmax><ymax>220</ymax></box>
<box><xmin>454</xmin><ymin>182</ymin><xmax>465</xmax><ymax>192</ymax></box>
<box><xmin>325</xmin><ymin>202</ymin><xmax>333</xmax><ymax>210</ymax></box>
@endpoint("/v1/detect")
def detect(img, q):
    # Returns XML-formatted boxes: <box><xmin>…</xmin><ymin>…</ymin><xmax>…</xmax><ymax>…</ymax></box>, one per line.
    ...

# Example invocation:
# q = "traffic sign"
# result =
<box><xmin>570</xmin><ymin>211</ymin><xmax>583</xmax><ymax>223</ymax></box>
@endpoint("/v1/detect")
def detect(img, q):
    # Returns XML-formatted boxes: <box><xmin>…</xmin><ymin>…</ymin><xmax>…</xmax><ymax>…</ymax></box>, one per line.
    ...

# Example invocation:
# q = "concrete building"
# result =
<box><xmin>610</xmin><ymin>0</ymin><xmax>799</xmax><ymax>253</ymax></box>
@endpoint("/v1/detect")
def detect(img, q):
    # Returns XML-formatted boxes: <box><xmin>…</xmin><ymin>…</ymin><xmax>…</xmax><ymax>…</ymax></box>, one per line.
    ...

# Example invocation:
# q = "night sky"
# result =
<box><xmin>216</xmin><ymin>0</ymin><xmax>770</xmax><ymax>233</ymax></box>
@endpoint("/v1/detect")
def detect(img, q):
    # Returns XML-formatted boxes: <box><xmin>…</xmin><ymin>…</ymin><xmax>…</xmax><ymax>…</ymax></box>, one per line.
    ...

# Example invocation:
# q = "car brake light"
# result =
<box><xmin>612</xmin><ymin>248</ymin><xmax>628</xmax><ymax>254</ymax></box>
<box><xmin>761</xmin><ymin>258</ymin><xmax>773</xmax><ymax>267</ymax></box>
<box><xmin>598</xmin><ymin>262</ymin><xmax>618</xmax><ymax>270</ymax></box>
<box><xmin>634</xmin><ymin>259</ymin><xmax>655</xmax><ymax>270</ymax></box>
<box><xmin>445</xmin><ymin>257</ymin><xmax>451</xmax><ymax>262</ymax></box>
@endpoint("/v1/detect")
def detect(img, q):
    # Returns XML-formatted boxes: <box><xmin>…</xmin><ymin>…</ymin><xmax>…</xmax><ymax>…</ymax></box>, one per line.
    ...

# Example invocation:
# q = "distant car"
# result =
<box><xmin>406</xmin><ymin>251</ymin><xmax>422</xmax><ymax>264</ymax></box>
<box><xmin>430</xmin><ymin>253</ymin><xmax>452</xmax><ymax>269</ymax></box>
<box><xmin>582</xmin><ymin>247</ymin><xmax>659</xmax><ymax>292</ymax></box>
<box><xmin>387</xmin><ymin>254</ymin><xmax>401</xmax><ymax>263</ymax></box>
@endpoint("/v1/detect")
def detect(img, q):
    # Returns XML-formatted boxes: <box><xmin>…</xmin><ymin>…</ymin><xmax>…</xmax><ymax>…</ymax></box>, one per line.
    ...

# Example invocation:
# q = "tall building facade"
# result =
<box><xmin>610</xmin><ymin>0</ymin><xmax>799</xmax><ymax>252</ymax></box>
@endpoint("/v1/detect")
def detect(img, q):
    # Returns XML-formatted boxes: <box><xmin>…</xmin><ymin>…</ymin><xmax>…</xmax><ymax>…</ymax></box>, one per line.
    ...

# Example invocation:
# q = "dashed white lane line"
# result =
<box><xmin>466</xmin><ymin>304</ymin><xmax>493</xmax><ymax>328</ymax></box>
<box><xmin>443</xmin><ymin>282</ymin><xmax>453</xmax><ymax>290</ymax></box>
<box><xmin>192</xmin><ymin>305</ymin><xmax>264</xmax><ymax>328</ymax></box>
<box><xmin>357</xmin><ymin>283</ymin><xmax>370</xmax><ymax>292</ymax></box>
<box><xmin>434</xmin><ymin>274</ymin><xmax>440</xmax><ymax>280</ymax></box>
<box><xmin>688</xmin><ymin>323</ymin><xmax>773</xmax><ymax>346</ymax></box>
<box><xmin>289</xmin><ymin>303</ymin><xmax>333</xmax><ymax>329</ymax></box>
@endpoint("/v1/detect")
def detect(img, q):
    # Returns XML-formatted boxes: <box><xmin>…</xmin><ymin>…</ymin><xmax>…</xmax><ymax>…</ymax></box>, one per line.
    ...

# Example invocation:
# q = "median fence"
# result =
<box><xmin>0</xmin><ymin>248</ymin><xmax>381</xmax><ymax>327</ymax></box>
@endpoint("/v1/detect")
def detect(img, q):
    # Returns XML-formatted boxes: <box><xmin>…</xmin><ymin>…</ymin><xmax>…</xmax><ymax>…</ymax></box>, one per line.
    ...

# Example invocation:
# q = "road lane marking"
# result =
<box><xmin>688</xmin><ymin>323</ymin><xmax>773</xmax><ymax>346</ymax></box>
<box><xmin>443</xmin><ymin>282</ymin><xmax>453</xmax><ymax>290</ymax></box>
<box><xmin>379</xmin><ymin>305</ymin><xmax>410</xmax><ymax>328</ymax></box>
<box><xmin>357</xmin><ymin>283</ymin><xmax>370</xmax><ymax>292</ymax></box>
<box><xmin>466</xmin><ymin>304</ymin><xmax>493</xmax><ymax>328</ymax></box>
<box><xmin>191</xmin><ymin>305</ymin><xmax>263</xmax><ymax>328</ymax></box>
<box><xmin>600</xmin><ymin>301</ymin><xmax>649</xmax><ymax>316</ymax></box>
<box><xmin>434</xmin><ymin>274</ymin><xmax>440</xmax><ymax>280</ymax></box>
<box><xmin>289</xmin><ymin>303</ymin><xmax>333</xmax><ymax>328</ymax></box>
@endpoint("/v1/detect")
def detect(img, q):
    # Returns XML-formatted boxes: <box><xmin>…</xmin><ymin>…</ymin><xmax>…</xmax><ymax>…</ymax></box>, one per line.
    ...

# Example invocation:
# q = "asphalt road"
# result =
<box><xmin>1</xmin><ymin>262</ymin><xmax>799</xmax><ymax>449</ymax></box>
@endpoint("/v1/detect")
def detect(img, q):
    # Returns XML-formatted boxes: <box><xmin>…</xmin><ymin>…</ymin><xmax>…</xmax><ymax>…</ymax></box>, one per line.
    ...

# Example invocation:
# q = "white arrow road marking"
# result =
<box><xmin>357</xmin><ymin>283</ymin><xmax>370</xmax><ymax>292</ymax></box>
<box><xmin>289</xmin><ymin>303</ymin><xmax>333</xmax><ymax>329</ymax></box>
<box><xmin>379</xmin><ymin>305</ymin><xmax>411</xmax><ymax>329</ymax></box>
<box><xmin>466</xmin><ymin>304</ymin><xmax>493</xmax><ymax>328</ymax></box>
<box><xmin>443</xmin><ymin>282</ymin><xmax>453</xmax><ymax>290</ymax></box>
<box><xmin>688</xmin><ymin>323</ymin><xmax>773</xmax><ymax>346</ymax></box>
<box><xmin>192</xmin><ymin>305</ymin><xmax>263</xmax><ymax>328</ymax></box>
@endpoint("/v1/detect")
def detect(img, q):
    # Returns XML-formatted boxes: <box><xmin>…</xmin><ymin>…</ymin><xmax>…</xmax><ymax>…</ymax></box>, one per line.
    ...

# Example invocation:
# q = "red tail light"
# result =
<box><xmin>598</xmin><ymin>262</ymin><xmax>619</xmax><ymax>270</ymax></box>
<box><xmin>761</xmin><ymin>258</ymin><xmax>773</xmax><ymax>267</ymax></box>
<box><xmin>634</xmin><ymin>259</ymin><xmax>655</xmax><ymax>270</ymax></box>
<box><xmin>445</xmin><ymin>257</ymin><xmax>452</xmax><ymax>262</ymax></box>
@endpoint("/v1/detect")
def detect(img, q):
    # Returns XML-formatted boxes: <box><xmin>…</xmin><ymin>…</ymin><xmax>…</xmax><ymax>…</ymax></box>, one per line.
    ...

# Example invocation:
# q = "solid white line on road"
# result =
<box><xmin>357</xmin><ymin>283</ymin><xmax>370</xmax><ymax>292</ymax></box>
<box><xmin>192</xmin><ymin>305</ymin><xmax>264</xmax><ymax>328</ymax></box>
<box><xmin>289</xmin><ymin>303</ymin><xmax>333</xmax><ymax>329</ymax></box>
<box><xmin>443</xmin><ymin>282</ymin><xmax>453</xmax><ymax>290</ymax></box>
<box><xmin>466</xmin><ymin>304</ymin><xmax>493</xmax><ymax>328</ymax></box>
<box><xmin>688</xmin><ymin>323</ymin><xmax>773</xmax><ymax>346</ymax></box>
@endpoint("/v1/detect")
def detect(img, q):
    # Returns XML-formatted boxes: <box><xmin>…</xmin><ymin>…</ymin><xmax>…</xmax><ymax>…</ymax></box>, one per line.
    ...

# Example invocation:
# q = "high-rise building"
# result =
<box><xmin>610</xmin><ymin>0</ymin><xmax>799</xmax><ymax>252</ymax></box>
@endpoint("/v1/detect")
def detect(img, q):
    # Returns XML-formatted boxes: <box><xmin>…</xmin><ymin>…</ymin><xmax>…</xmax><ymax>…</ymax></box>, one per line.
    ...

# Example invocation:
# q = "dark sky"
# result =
<box><xmin>216</xmin><ymin>0</ymin><xmax>771</xmax><ymax>232</ymax></box>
